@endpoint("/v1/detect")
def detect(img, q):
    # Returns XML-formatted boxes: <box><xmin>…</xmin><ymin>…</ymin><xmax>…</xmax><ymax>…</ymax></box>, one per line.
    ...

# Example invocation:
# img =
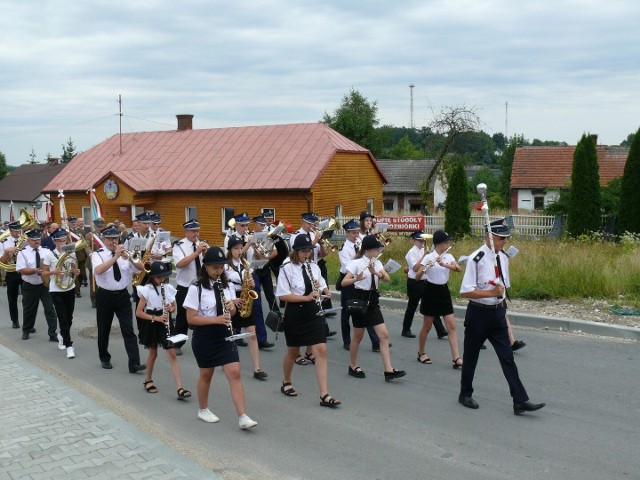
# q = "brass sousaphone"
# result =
<box><xmin>0</xmin><ymin>208</ymin><xmax>39</xmax><ymax>271</ymax></box>
<box><xmin>51</xmin><ymin>237</ymin><xmax>88</xmax><ymax>290</ymax></box>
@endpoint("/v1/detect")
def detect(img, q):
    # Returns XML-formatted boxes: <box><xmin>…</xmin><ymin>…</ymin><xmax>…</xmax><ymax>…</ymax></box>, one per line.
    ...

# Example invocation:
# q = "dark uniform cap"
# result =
<box><xmin>101</xmin><ymin>226</ymin><xmax>120</xmax><ymax>238</ymax></box>
<box><xmin>203</xmin><ymin>246</ymin><xmax>227</xmax><ymax>265</ymax></box>
<box><xmin>360</xmin><ymin>211</ymin><xmax>375</xmax><ymax>221</ymax></box>
<box><xmin>93</xmin><ymin>217</ymin><xmax>105</xmax><ymax>226</ymax></box>
<box><xmin>343</xmin><ymin>219</ymin><xmax>360</xmax><ymax>231</ymax></box>
<box><xmin>301</xmin><ymin>212</ymin><xmax>319</xmax><ymax>224</ymax></box>
<box><xmin>182</xmin><ymin>219</ymin><xmax>200</xmax><ymax>230</ymax></box>
<box><xmin>67</xmin><ymin>216</ymin><xmax>77</xmax><ymax>222</ymax></box>
<box><xmin>361</xmin><ymin>234</ymin><xmax>384</xmax><ymax>251</ymax></box>
<box><xmin>51</xmin><ymin>228</ymin><xmax>69</xmax><ymax>240</ymax></box>
<box><xmin>486</xmin><ymin>219</ymin><xmax>511</xmax><ymax>237</ymax></box>
<box><xmin>253</xmin><ymin>215</ymin><xmax>267</xmax><ymax>225</ymax></box>
<box><xmin>410</xmin><ymin>230</ymin><xmax>427</xmax><ymax>241</ymax></box>
<box><xmin>148</xmin><ymin>261</ymin><xmax>172</xmax><ymax>278</ymax></box>
<box><xmin>150</xmin><ymin>214</ymin><xmax>161</xmax><ymax>224</ymax></box>
<box><xmin>26</xmin><ymin>229</ymin><xmax>43</xmax><ymax>239</ymax></box>
<box><xmin>8</xmin><ymin>220</ymin><xmax>22</xmax><ymax>231</ymax></box>
<box><xmin>233</xmin><ymin>213</ymin><xmax>250</xmax><ymax>224</ymax></box>
<box><xmin>227</xmin><ymin>236</ymin><xmax>244</xmax><ymax>250</ymax></box>
<box><xmin>292</xmin><ymin>234</ymin><xmax>313</xmax><ymax>250</ymax></box>
<box><xmin>136</xmin><ymin>213</ymin><xmax>152</xmax><ymax>223</ymax></box>
<box><xmin>432</xmin><ymin>230</ymin><xmax>453</xmax><ymax>245</ymax></box>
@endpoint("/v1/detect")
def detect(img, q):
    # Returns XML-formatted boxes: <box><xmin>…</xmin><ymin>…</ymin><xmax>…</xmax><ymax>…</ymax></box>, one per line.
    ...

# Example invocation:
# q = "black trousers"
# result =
<box><xmin>6</xmin><ymin>271</ymin><xmax>22</xmax><ymax>324</ymax></box>
<box><xmin>174</xmin><ymin>285</ymin><xmax>189</xmax><ymax>348</ymax></box>
<box><xmin>460</xmin><ymin>303</ymin><xmax>528</xmax><ymax>404</ymax></box>
<box><xmin>403</xmin><ymin>278</ymin><xmax>447</xmax><ymax>336</ymax></box>
<box><xmin>317</xmin><ymin>259</ymin><xmax>333</xmax><ymax>310</ymax></box>
<box><xmin>256</xmin><ymin>266</ymin><xmax>277</xmax><ymax>311</ymax></box>
<box><xmin>96</xmin><ymin>288</ymin><xmax>140</xmax><ymax>368</ymax></box>
<box><xmin>340</xmin><ymin>284</ymin><xmax>380</xmax><ymax>348</ymax></box>
<box><xmin>52</xmin><ymin>289</ymin><xmax>76</xmax><ymax>347</ymax></box>
<box><xmin>22</xmin><ymin>282</ymin><xmax>57</xmax><ymax>336</ymax></box>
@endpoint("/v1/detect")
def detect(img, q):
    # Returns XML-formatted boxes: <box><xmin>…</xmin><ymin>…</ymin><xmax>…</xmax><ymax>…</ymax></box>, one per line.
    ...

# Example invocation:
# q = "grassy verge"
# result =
<box><xmin>323</xmin><ymin>233</ymin><xmax>640</xmax><ymax>307</ymax></box>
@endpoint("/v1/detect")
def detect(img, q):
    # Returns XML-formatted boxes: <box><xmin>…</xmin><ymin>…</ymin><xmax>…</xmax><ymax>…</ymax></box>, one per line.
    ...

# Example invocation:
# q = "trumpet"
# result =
<box><xmin>320</xmin><ymin>238</ymin><xmax>338</xmax><ymax>253</ymax></box>
<box><xmin>376</xmin><ymin>232</ymin><xmax>392</xmax><ymax>246</ymax></box>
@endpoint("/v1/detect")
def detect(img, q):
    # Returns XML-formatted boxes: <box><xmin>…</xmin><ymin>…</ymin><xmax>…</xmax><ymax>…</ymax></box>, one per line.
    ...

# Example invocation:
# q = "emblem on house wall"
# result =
<box><xmin>104</xmin><ymin>180</ymin><xmax>119</xmax><ymax>200</ymax></box>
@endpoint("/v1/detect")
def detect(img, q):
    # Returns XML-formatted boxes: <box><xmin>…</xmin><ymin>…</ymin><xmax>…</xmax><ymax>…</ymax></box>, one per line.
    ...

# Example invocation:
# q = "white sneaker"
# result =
<box><xmin>66</xmin><ymin>346</ymin><xmax>75</xmax><ymax>359</ymax></box>
<box><xmin>57</xmin><ymin>333</ymin><xmax>65</xmax><ymax>350</ymax></box>
<box><xmin>198</xmin><ymin>408</ymin><xmax>219</xmax><ymax>423</ymax></box>
<box><xmin>239</xmin><ymin>414</ymin><xmax>257</xmax><ymax>430</ymax></box>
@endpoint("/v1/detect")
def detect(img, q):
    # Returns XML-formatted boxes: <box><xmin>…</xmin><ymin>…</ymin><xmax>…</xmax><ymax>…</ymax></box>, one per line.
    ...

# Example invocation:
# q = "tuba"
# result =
<box><xmin>0</xmin><ymin>208</ymin><xmax>39</xmax><ymax>271</ymax></box>
<box><xmin>238</xmin><ymin>257</ymin><xmax>259</xmax><ymax>318</ymax></box>
<box><xmin>131</xmin><ymin>234</ymin><xmax>155</xmax><ymax>287</ymax></box>
<box><xmin>53</xmin><ymin>238</ymin><xmax>88</xmax><ymax>290</ymax></box>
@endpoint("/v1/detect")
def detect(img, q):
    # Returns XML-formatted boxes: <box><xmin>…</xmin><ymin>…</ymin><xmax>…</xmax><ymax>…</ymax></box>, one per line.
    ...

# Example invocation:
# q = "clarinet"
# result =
<box><xmin>305</xmin><ymin>260</ymin><xmax>326</xmax><ymax>317</ymax></box>
<box><xmin>215</xmin><ymin>277</ymin><xmax>238</xmax><ymax>350</ymax></box>
<box><xmin>160</xmin><ymin>283</ymin><xmax>172</xmax><ymax>345</ymax></box>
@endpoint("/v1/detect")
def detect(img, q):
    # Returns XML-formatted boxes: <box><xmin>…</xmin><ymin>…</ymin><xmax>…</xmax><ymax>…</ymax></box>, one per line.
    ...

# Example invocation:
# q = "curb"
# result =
<box><xmin>330</xmin><ymin>291</ymin><xmax>640</xmax><ymax>342</ymax></box>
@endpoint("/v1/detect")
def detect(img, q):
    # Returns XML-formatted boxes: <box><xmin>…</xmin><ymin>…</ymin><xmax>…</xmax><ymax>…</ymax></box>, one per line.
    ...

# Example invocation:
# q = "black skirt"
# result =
<box><xmin>283</xmin><ymin>301</ymin><xmax>326</xmax><ymax>347</ymax></box>
<box><xmin>138</xmin><ymin>309</ymin><xmax>175</xmax><ymax>350</ymax></box>
<box><xmin>420</xmin><ymin>281</ymin><xmax>454</xmax><ymax>317</ymax></box>
<box><xmin>350</xmin><ymin>289</ymin><xmax>384</xmax><ymax>329</ymax></box>
<box><xmin>191</xmin><ymin>324</ymin><xmax>239</xmax><ymax>368</ymax></box>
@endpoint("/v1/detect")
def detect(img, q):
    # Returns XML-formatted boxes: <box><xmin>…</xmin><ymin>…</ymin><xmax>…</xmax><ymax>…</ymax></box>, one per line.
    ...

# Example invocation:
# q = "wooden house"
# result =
<box><xmin>43</xmin><ymin>116</ymin><xmax>387</xmax><ymax>242</ymax></box>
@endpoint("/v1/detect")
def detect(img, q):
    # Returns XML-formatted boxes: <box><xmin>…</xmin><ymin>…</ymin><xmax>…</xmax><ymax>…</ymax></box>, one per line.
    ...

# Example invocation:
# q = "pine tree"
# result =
<box><xmin>567</xmin><ymin>134</ymin><xmax>601</xmax><ymax>237</ymax></box>
<box><xmin>444</xmin><ymin>161</ymin><xmax>471</xmax><ymax>238</ymax></box>
<box><xmin>28</xmin><ymin>148</ymin><xmax>38</xmax><ymax>164</ymax></box>
<box><xmin>618</xmin><ymin>128</ymin><xmax>640</xmax><ymax>234</ymax></box>
<box><xmin>0</xmin><ymin>150</ymin><xmax>8</xmax><ymax>181</ymax></box>
<box><xmin>61</xmin><ymin>137</ymin><xmax>77</xmax><ymax>163</ymax></box>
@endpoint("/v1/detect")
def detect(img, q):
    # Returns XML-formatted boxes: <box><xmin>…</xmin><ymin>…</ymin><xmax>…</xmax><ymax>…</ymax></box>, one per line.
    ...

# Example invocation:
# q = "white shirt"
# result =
<box><xmin>92</xmin><ymin>249</ymin><xmax>139</xmax><ymax>291</ymax></box>
<box><xmin>16</xmin><ymin>246</ymin><xmax>46</xmax><ymax>285</ymax></box>
<box><xmin>183</xmin><ymin>279</ymin><xmax>237</xmax><ymax>317</ymax></box>
<box><xmin>420</xmin><ymin>251</ymin><xmax>456</xmax><ymax>285</ymax></box>
<box><xmin>460</xmin><ymin>244</ymin><xmax>510</xmax><ymax>305</ymax></box>
<box><xmin>136</xmin><ymin>283</ymin><xmax>177</xmax><ymax>311</ymax></box>
<box><xmin>276</xmin><ymin>261</ymin><xmax>327</xmax><ymax>297</ymax></box>
<box><xmin>346</xmin><ymin>257</ymin><xmax>383</xmax><ymax>291</ymax></box>
<box><xmin>338</xmin><ymin>239</ymin><xmax>358</xmax><ymax>274</ymax></box>
<box><xmin>405</xmin><ymin>245</ymin><xmax>425</xmax><ymax>281</ymax></box>
<box><xmin>172</xmin><ymin>238</ymin><xmax>203</xmax><ymax>288</ymax></box>
<box><xmin>224</xmin><ymin>260</ymin><xmax>244</xmax><ymax>292</ymax></box>
<box><xmin>42</xmin><ymin>247</ymin><xmax>77</xmax><ymax>293</ymax></box>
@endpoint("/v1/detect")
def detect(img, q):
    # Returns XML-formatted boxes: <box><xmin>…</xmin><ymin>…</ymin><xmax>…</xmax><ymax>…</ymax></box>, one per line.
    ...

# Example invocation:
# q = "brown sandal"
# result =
<box><xmin>281</xmin><ymin>382</ymin><xmax>298</xmax><ymax>397</ymax></box>
<box><xmin>177</xmin><ymin>388</ymin><xmax>191</xmax><ymax>399</ymax></box>
<box><xmin>320</xmin><ymin>394</ymin><xmax>341</xmax><ymax>408</ymax></box>
<box><xmin>294</xmin><ymin>355</ymin><xmax>310</xmax><ymax>366</ymax></box>
<box><xmin>143</xmin><ymin>380</ymin><xmax>157</xmax><ymax>393</ymax></box>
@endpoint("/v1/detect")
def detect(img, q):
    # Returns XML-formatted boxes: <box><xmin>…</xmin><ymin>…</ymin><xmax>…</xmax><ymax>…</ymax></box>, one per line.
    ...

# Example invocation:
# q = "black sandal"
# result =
<box><xmin>294</xmin><ymin>355</ymin><xmax>310</xmax><ymax>366</ymax></box>
<box><xmin>417</xmin><ymin>352</ymin><xmax>432</xmax><ymax>364</ymax></box>
<box><xmin>143</xmin><ymin>380</ymin><xmax>157</xmax><ymax>393</ymax></box>
<box><xmin>304</xmin><ymin>352</ymin><xmax>316</xmax><ymax>364</ymax></box>
<box><xmin>281</xmin><ymin>382</ymin><xmax>298</xmax><ymax>397</ymax></box>
<box><xmin>452</xmin><ymin>358</ymin><xmax>463</xmax><ymax>369</ymax></box>
<box><xmin>177</xmin><ymin>388</ymin><xmax>191</xmax><ymax>399</ymax></box>
<box><xmin>320</xmin><ymin>394</ymin><xmax>341</xmax><ymax>408</ymax></box>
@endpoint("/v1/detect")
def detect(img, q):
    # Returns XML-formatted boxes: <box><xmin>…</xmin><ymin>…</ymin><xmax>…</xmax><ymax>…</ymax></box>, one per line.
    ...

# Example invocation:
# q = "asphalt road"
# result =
<box><xmin>1</xmin><ymin>283</ymin><xmax>639</xmax><ymax>480</ymax></box>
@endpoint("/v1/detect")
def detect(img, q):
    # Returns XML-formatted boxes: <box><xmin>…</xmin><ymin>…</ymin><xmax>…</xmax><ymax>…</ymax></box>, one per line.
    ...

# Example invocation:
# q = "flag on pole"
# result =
<box><xmin>45</xmin><ymin>200</ymin><xmax>53</xmax><ymax>223</ymax></box>
<box><xmin>58</xmin><ymin>190</ymin><xmax>68</xmax><ymax>225</ymax></box>
<box><xmin>32</xmin><ymin>205</ymin><xmax>39</xmax><ymax>222</ymax></box>
<box><xmin>87</xmin><ymin>188</ymin><xmax>103</xmax><ymax>220</ymax></box>
<box><xmin>9</xmin><ymin>201</ymin><xmax>15</xmax><ymax>222</ymax></box>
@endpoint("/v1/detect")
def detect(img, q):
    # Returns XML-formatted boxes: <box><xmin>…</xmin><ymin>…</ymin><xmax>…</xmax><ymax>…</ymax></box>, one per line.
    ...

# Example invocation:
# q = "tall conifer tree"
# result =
<box><xmin>567</xmin><ymin>134</ymin><xmax>601</xmax><ymax>236</ymax></box>
<box><xmin>618</xmin><ymin>128</ymin><xmax>640</xmax><ymax>234</ymax></box>
<box><xmin>444</xmin><ymin>161</ymin><xmax>471</xmax><ymax>238</ymax></box>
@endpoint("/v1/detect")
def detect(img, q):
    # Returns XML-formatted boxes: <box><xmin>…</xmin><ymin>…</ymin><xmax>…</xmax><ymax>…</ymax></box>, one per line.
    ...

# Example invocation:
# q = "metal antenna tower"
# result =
<box><xmin>409</xmin><ymin>84</ymin><xmax>415</xmax><ymax>129</ymax></box>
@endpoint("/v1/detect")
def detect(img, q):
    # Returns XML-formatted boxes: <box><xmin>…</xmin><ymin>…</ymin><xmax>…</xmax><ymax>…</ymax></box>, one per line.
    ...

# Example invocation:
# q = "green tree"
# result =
<box><xmin>28</xmin><ymin>148</ymin><xmax>38</xmax><ymax>164</ymax></box>
<box><xmin>444</xmin><ymin>161</ymin><xmax>471</xmax><ymax>238</ymax></box>
<box><xmin>389</xmin><ymin>134</ymin><xmax>422</xmax><ymax>159</ymax></box>
<box><xmin>492</xmin><ymin>132</ymin><xmax>507</xmax><ymax>152</ymax></box>
<box><xmin>0</xmin><ymin>150</ymin><xmax>8</xmax><ymax>181</ymax></box>
<box><xmin>620</xmin><ymin>132</ymin><xmax>636</xmax><ymax>147</ymax></box>
<box><xmin>322</xmin><ymin>89</ymin><xmax>381</xmax><ymax>156</ymax></box>
<box><xmin>618</xmin><ymin>128</ymin><xmax>640</xmax><ymax>233</ymax></box>
<box><xmin>567</xmin><ymin>134</ymin><xmax>601</xmax><ymax>236</ymax></box>
<box><xmin>61</xmin><ymin>137</ymin><xmax>77</xmax><ymax>163</ymax></box>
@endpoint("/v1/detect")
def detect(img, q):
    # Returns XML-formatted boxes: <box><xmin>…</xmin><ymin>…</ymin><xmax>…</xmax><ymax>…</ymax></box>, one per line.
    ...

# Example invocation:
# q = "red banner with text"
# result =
<box><xmin>375</xmin><ymin>216</ymin><xmax>425</xmax><ymax>232</ymax></box>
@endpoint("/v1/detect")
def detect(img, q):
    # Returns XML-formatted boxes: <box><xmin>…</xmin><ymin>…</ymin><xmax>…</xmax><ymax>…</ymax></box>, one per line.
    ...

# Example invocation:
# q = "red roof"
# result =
<box><xmin>511</xmin><ymin>145</ymin><xmax>628</xmax><ymax>189</ymax></box>
<box><xmin>44</xmin><ymin>123</ymin><xmax>384</xmax><ymax>192</ymax></box>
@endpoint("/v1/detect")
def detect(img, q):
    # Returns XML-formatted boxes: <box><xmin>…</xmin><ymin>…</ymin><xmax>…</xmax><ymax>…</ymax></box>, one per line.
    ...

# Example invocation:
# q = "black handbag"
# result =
<box><xmin>347</xmin><ymin>298</ymin><xmax>368</xmax><ymax>314</ymax></box>
<box><xmin>335</xmin><ymin>272</ymin><xmax>345</xmax><ymax>291</ymax></box>
<box><xmin>265</xmin><ymin>310</ymin><xmax>284</xmax><ymax>332</ymax></box>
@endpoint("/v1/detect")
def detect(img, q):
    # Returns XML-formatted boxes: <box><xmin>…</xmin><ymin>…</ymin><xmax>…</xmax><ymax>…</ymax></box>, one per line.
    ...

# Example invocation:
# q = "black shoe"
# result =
<box><xmin>437</xmin><ymin>332</ymin><xmax>448</xmax><ymax>339</ymax></box>
<box><xmin>343</xmin><ymin>343</ymin><xmax>351</xmax><ymax>351</ymax></box>
<box><xmin>384</xmin><ymin>369</ymin><xmax>406</xmax><ymax>382</ymax></box>
<box><xmin>174</xmin><ymin>346</ymin><xmax>183</xmax><ymax>356</ymax></box>
<box><xmin>29</xmin><ymin>328</ymin><xmax>36</xmax><ymax>333</ymax></box>
<box><xmin>348</xmin><ymin>366</ymin><xmax>366</xmax><ymax>378</ymax></box>
<box><xmin>513</xmin><ymin>401</ymin><xmax>545</xmax><ymax>415</ymax></box>
<box><xmin>236</xmin><ymin>339</ymin><xmax>248</xmax><ymax>347</ymax></box>
<box><xmin>324</xmin><ymin>312</ymin><xmax>337</xmax><ymax>318</ymax></box>
<box><xmin>129</xmin><ymin>364</ymin><xmax>146</xmax><ymax>374</ymax></box>
<box><xmin>91</xmin><ymin>304</ymin><xmax>96</xmax><ymax>309</ymax></box>
<box><xmin>258</xmin><ymin>341</ymin><xmax>275</xmax><ymax>349</ymax></box>
<box><xmin>511</xmin><ymin>340</ymin><xmax>526</xmax><ymax>351</ymax></box>
<box><xmin>12</xmin><ymin>321</ymin><xmax>19</xmax><ymax>329</ymax></box>
<box><xmin>401</xmin><ymin>330</ymin><xmax>416</xmax><ymax>338</ymax></box>
<box><xmin>76</xmin><ymin>293</ymin><xmax>81</xmax><ymax>298</ymax></box>
<box><xmin>49</xmin><ymin>335</ymin><xmax>58</xmax><ymax>342</ymax></box>
<box><xmin>101</xmin><ymin>361</ymin><xmax>113</xmax><ymax>369</ymax></box>
<box><xmin>21</xmin><ymin>332</ymin><xmax>30</xmax><ymax>340</ymax></box>
<box><xmin>326</xmin><ymin>330</ymin><xmax>337</xmax><ymax>337</ymax></box>
<box><xmin>459</xmin><ymin>395</ymin><xmax>479</xmax><ymax>409</ymax></box>
<box><xmin>253</xmin><ymin>369</ymin><xmax>268</xmax><ymax>380</ymax></box>
<box><xmin>480</xmin><ymin>344</ymin><xmax>487</xmax><ymax>350</ymax></box>
<box><xmin>372</xmin><ymin>345</ymin><xmax>380</xmax><ymax>352</ymax></box>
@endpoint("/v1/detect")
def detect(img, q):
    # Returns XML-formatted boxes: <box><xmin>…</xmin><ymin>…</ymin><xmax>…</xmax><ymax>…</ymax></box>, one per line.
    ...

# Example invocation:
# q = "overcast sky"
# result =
<box><xmin>1</xmin><ymin>0</ymin><xmax>638</xmax><ymax>166</ymax></box>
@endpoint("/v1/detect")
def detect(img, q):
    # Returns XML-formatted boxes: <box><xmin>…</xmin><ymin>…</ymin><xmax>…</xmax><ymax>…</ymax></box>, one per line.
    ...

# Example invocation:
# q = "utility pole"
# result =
<box><xmin>409</xmin><ymin>84</ymin><xmax>415</xmax><ymax>129</ymax></box>
<box><xmin>118</xmin><ymin>95</ymin><xmax>123</xmax><ymax>155</ymax></box>
<box><xmin>505</xmin><ymin>101</ymin><xmax>509</xmax><ymax>141</ymax></box>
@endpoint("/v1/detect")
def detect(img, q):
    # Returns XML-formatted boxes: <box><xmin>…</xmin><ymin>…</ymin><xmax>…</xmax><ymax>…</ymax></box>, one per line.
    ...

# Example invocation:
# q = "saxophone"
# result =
<box><xmin>132</xmin><ymin>234</ymin><xmax>156</xmax><ymax>287</ymax></box>
<box><xmin>238</xmin><ymin>257</ymin><xmax>258</xmax><ymax>318</ymax></box>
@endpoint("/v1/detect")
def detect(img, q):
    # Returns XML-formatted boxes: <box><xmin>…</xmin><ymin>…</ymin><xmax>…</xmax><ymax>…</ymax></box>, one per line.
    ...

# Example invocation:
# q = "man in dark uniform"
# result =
<box><xmin>458</xmin><ymin>219</ymin><xmax>545</xmax><ymax>415</ymax></box>
<box><xmin>0</xmin><ymin>221</ymin><xmax>24</xmax><ymax>328</ymax></box>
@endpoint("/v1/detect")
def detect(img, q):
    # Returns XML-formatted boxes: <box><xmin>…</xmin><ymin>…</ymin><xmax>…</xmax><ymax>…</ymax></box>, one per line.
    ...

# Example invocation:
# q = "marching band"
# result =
<box><xmin>0</xmin><ymin>199</ymin><xmax>545</xmax><ymax>429</ymax></box>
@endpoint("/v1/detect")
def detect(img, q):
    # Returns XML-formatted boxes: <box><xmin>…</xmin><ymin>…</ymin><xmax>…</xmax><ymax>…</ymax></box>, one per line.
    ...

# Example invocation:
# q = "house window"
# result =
<box><xmin>367</xmin><ymin>198</ymin><xmax>374</xmax><ymax>213</ymax></box>
<box><xmin>261</xmin><ymin>208</ymin><xmax>275</xmax><ymax>220</ymax></box>
<box><xmin>222</xmin><ymin>207</ymin><xmax>234</xmax><ymax>233</ymax></box>
<box><xmin>132</xmin><ymin>205</ymin><xmax>144</xmax><ymax>220</ymax></box>
<box><xmin>534</xmin><ymin>196</ymin><xmax>545</xmax><ymax>210</ymax></box>
<box><xmin>408</xmin><ymin>200</ymin><xmax>422</xmax><ymax>213</ymax></box>
<box><xmin>383</xmin><ymin>200</ymin><xmax>395</xmax><ymax>212</ymax></box>
<box><xmin>81</xmin><ymin>206</ymin><xmax>91</xmax><ymax>225</ymax></box>
<box><xmin>186</xmin><ymin>206</ymin><xmax>198</xmax><ymax>222</ymax></box>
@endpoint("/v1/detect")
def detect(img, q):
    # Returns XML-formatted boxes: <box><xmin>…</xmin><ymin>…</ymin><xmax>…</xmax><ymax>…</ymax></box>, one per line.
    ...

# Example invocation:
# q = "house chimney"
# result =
<box><xmin>47</xmin><ymin>157</ymin><xmax>59</xmax><ymax>166</ymax></box>
<box><xmin>590</xmin><ymin>134</ymin><xmax>598</xmax><ymax>145</ymax></box>
<box><xmin>176</xmin><ymin>114</ymin><xmax>194</xmax><ymax>131</ymax></box>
